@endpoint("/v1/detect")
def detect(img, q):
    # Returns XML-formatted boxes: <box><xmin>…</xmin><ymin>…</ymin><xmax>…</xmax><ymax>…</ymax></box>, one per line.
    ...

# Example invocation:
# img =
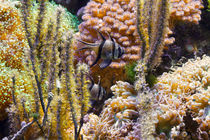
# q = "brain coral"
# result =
<box><xmin>154</xmin><ymin>55</ymin><xmax>210</xmax><ymax>139</ymax></box>
<box><xmin>0</xmin><ymin>1</ymin><xmax>28</xmax><ymax>70</ymax></box>
<box><xmin>82</xmin><ymin>81</ymin><xmax>139</xmax><ymax>139</ymax></box>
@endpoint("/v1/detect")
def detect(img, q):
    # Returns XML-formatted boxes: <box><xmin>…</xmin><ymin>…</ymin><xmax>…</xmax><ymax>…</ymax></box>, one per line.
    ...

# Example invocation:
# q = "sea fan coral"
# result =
<box><xmin>82</xmin><ymin>81</ymin><xmax>139</xmax><ymax>139</ymax></box>
<box><xmin>154</xmin><ymin>55</ymin><xmax>210</xmax><ymax>139</ymax></box>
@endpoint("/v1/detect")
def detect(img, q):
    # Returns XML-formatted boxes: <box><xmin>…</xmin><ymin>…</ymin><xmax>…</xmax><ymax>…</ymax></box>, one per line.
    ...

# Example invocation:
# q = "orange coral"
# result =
<box><xmin>78</xmin><ymin>0</ymin><xmax>140</xmax><ymax>69</ymax></box>
<box><xmin>0</xmin><ymin>1</ymin><xmax>28</xmax><ymax>70</ymax></box>
<box><xmin>77</xmin><ymin>0</ymin><xmax>203</xmax><ymax>69</ymax></box>
<box><xmin>170</xmin><ymin>0</ymin><xmax>204</xmax><ymax>24</ymax></box>
<box><xmin>76</xmin><ymin>0</ymin><xmax>204</xmax><ymax>90</ymax></box>
<box><xmin>0</xmin><ymin>0</ymin><xmax>30</xmax><ymax>121</ymax></box>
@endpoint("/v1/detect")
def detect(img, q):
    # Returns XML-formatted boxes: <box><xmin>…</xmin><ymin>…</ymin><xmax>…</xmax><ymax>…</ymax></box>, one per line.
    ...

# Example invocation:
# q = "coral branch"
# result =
<box><xmin>64</xmin><ymin>34</ymin><xmax>78</xmax><ymax>140</ymax></box>
<box><xmin>10</xmin><ymin>120</ymin><xmax>35</xmax><ymax>140</ymax></box>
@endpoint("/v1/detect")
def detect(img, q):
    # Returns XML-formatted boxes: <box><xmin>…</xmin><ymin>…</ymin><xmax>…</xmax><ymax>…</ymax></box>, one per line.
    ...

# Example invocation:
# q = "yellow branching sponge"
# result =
<box><xmin>154</xmin><ymin>55</ymin><xmax>210</xmax><ymax>139</ymax></box>
<box><xmin>82</xmin><ymin>81</ymin><xmax>139</xmax><ymax>139</ymax></box>
<box><xmin>0</xmin><ymin>0</ymin><xmax>28</xmax><ymax>70</ymax></box>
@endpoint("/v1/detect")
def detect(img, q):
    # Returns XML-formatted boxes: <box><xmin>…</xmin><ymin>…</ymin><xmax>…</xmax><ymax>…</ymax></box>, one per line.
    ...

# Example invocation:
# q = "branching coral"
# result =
<box><xmin>135</xmin><ymin>0</ymin><xmax>170</xmax><ymax>90</ymax></box>
<box><xmin>154</xmin><ymin>55</ymin><xmax>210</xmax><ymax>139</ymax></box>
<box><xmin>82</xmin><ymin>81</ymin><xmax>139</xmax><ymax>139</ymax></box>
<box><xmin>2</xmin><ymin>0</ymin><xmax>90</xmax><ymax>139</ymax></box>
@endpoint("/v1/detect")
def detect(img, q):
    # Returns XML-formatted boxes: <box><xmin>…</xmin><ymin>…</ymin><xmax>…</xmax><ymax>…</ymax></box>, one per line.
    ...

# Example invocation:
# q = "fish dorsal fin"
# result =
<box><xmin>99</xmin><ymin>59</ymin><xmax>112</xmax><ymax>69</ymax></box>
<box><xmin>97</xmin><ymin>76</ymin><xmax>101</xmax><ymax>86</ymax></box>
<box><xmin>97</xmin><ymin>30</ymin><xmax>106</xmax><ymax>41</ymax></box>
<box><xmin>97</xmin><ymin>76</ymin><xmax>102</xmax><ymax>100</ymax></box>
<box><xmin>105</xmin><ymin>31</ymin><xmax>115</xmax><ymax>43</ymax></box>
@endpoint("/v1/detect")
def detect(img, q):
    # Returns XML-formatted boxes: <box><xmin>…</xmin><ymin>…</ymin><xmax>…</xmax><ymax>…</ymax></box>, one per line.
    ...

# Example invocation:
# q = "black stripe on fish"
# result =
<box><xmin>98</xmin><ymin>86</ymin><xmax>102</xmax><ymax>100</ymax></box>
<box><xmin>112</xmin><ymin>42</ymin><xmax>115</xmax><ymax>59</ymax></box>
<box><xmin>98</xmin><ymin>78</ymin><xmax>102</xmax><ymax>100</ymax></box>
<box><xmin>88</xmin><ymin>75</ymin><xmax>94</xmax><ymax>90</ymax></box>
<box><xmin>118</xmin><ymin>47</ymin><xmax>121</xmax><ymax>58</ymax></box>
<box><xmin>90</xmin><ymin>39</ymin><xmax>105</xmax><ymax>67</ymax></box>
<box><xmin>109</xmin><ymin>34</ymin><xmax>116</xmax><ymax>59</ymax></box>
<box><xmin>97</xmin><ymin>30</ymin><xmax>106</xmax><ymax>41</ymax></box>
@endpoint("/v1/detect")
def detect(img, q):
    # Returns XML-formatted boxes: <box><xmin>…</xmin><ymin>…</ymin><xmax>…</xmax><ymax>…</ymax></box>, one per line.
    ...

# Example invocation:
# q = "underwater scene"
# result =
<box><xmin>0</xmin><ymin>0</ymin><xmax>209</xmax><ymax>139</ymax></box>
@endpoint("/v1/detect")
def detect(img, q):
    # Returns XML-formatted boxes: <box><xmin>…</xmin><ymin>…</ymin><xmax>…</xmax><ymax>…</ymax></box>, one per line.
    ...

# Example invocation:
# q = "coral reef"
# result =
<box><xmin>154</xmin><ymin>55</ymin><xmax>210</xmax><ymax>139</ymax></box>
<box><xmin>76</xmin><ymin>0</ymin><xmax>204</xmax><ymax>92</ymax></box>
<box><xmin>82</xmin><ymin>81</ymin><xmax>139</xmax><ymax>139</ymax></box>
<box><xmin>78</xmin><ymin>0</ymin><xmax>140</xmax><ymax>68</ymax></box>
<box><xmin>0</xmin><ymin>0</ymin><xmax>31</xmax><ymax>121</ymax></box>
<box><xmin>0</xmin><ymin>0</ymin><xmax>28</xmax><ymax>70</ymax></box>
<box><xmin>77</xmin><ymin>0</ymin><xmax>204</xmax><ymax>68</ymax></box>
<box><xmin>1</xmin><ymin>0</ymin><xmax>90</xmax><ymax>139</ymax></box>
<box><xmin>0</xmin><ymin>0</ymin><xmax>209</xmax><ymax>139</ymax></box>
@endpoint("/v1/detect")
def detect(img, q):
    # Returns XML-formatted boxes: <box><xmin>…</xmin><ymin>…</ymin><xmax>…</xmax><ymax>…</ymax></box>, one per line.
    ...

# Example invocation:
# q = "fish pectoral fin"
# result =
<box><xmin>78</xmin><ymin>45</ymin><xmax>98</xmax><ymax>52</ymax></box>
<box><xmin>99</xmin><ymin>59</ymin><xmax>112</xmax><ymax>69</ymax></box>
